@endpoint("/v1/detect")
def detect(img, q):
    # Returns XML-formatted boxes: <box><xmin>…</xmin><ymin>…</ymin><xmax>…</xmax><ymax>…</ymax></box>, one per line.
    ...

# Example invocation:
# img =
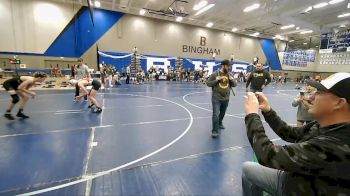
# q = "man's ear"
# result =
<box><xmin>334</xmin><ymin>98</ymin><xmax>348</xmax><ymax>111</ymax></box>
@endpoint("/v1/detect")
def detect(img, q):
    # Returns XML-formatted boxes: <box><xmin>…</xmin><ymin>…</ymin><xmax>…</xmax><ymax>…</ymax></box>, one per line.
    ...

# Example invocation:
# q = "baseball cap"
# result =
<box><xmin>306</xmin><ymin>72</ymin><xmax>350</xmax><ymax>102</ymax></box>
<box><xmin>221</xmin><ymin>59</ymin><xmax>231</xmax><ymax>66</ymax></box>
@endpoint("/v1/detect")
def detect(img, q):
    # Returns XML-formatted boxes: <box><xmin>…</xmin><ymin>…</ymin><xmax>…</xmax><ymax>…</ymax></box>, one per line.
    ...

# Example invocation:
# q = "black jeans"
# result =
<box><xmin>212</xmin><ymin>96</ymin><xmax>229</xmax><ymax>132</ymax></box>
<box><xmin>126</xmin><ymin>75</ymin><xmax>130</xmax><ymax>84</ymax></box>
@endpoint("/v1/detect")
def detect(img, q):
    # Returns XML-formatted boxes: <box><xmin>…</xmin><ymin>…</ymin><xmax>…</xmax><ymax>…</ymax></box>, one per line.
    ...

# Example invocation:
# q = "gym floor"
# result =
<box><xmin>0</xmin><ymin>81</ymin><xmax>297</xmax><ymax>195</ymax></box>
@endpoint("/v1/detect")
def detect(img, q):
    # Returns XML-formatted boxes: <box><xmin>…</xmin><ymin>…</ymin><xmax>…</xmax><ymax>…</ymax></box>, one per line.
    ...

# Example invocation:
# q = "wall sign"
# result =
<box><xmin>182</xmin><ymin>36</ymin><xmax>221</xmax><ymax>55</ymax></box>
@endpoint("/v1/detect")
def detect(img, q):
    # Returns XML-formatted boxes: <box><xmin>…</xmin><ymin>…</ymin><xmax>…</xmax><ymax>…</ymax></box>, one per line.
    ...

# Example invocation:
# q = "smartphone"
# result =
<box><xmin>300</xmin><ymin>92</ymin><xmax>305</xmax><ymax>96</ymax></box>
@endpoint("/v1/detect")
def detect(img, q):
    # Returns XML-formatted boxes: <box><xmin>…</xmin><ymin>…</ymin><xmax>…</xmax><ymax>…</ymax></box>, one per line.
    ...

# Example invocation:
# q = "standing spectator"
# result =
<box><xmin>246</xmin><ymin>63</ymin><xmax>271</xmax><ymax>93</ymax></box>
<box><xmin>186</xmin><ymin>69</ymin><xmax>191</xmax><ymax>82</ymax></box>
<box><xmin>292</xmin><ymin>84</ymin><xmax>315</xmax><ymax>127</ymax></box>
<box><xmin>126</xmin><ymin>64</ymin><xmax>131</xmax><ymax>84</ymax></box>
<box><xmin>121</xmin><ymin>67</ymin><xmax>125</xmax><ymax>78</ymax></box>
<box><xmin>207</xmin><ymin>60</ymin><xmax>237</xmax><ymax>138</ymax></box>
<box><xmin>106</xmin><ymin>65</ymin><xmax>113</xmax><ymax>88</ymax></box>
<box><xmin>71</xmin><ymin>64</ymin><xmax>76</xmax><ymax>79</ymax></box>
<box><xmin>239</xmin><ymin>71</ymin><xmax>244</xmax><ymax>83</ymax></box>
<box><xmin>74</xmin><ymin>58</ymin><xmax>90</xmax><ymax>101</ymax></box>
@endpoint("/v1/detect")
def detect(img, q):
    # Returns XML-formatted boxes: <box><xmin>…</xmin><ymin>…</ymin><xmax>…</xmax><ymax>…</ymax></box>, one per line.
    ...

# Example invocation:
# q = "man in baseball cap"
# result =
<box><xmin>207</xmin><ymin>59</ymin><xmax>236</xmax><ymax>138</ymax></box>
<box><xmin>242</xmin><ymin>72</ymin><xmax>350</xmax><ymax>195</ymax></box>
<box><xmin>307</xmin><ymin>72</ymin><xmax>350</xmax><ymax>102</ymax></box>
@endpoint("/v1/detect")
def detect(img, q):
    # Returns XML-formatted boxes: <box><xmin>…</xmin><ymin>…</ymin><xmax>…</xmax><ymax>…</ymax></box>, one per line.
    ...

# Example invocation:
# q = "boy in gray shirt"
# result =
<box><xmin>292</xmin><ymin>84</ymin><xmax>315</xmax><ymax>127</ymax></box>
<box><xmin>74</xmin><ymin>58</ymin><xmax>91</xmax><ymax>101</ymax></box>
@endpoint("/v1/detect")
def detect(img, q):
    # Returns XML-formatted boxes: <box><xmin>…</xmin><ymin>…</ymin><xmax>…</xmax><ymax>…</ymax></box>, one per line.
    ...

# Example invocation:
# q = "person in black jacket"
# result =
<box><xmin>242</xmin><ymin>72</ymin><xmax>350</xmax><ymax>196</ymax></box>
<box><xmin>207</xmin><ymin>60</ymin><xmax>237</xmax><ymax>138</ymax></box>
<box><xmin>246</xmin><ymin>63</ymin><xmax>271</xmax><ymax>93</ymax></box>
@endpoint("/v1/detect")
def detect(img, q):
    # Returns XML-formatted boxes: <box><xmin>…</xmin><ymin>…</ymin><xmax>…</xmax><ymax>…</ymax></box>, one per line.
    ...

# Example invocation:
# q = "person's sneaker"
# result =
<box><xmin>219</xmin><ymin>124</ymin><xmax>225</xmax><ymax>129</ymax></box>
<box><xmin>16</xmin><ymin>112</ymin><xmax>29</xmax><ymax>119</ymax></box>
<box><xmin>4</xmin><ymin>113</ymin><xmax>15</xmax><ymax>120</ymax></box>
<box><xmin>95</xmin><ymin>107</ymin><xmax>102</xmax><ymax>113</ymax></box>
<box><xmin>88</xmin><ymin>104</ymin><xmax>95</xmax><ymax>108</ymax></box>
<box><xmin>211</xmin><ymin>130</ymin><xmax>219</xmax><ymax>138</ymax></box>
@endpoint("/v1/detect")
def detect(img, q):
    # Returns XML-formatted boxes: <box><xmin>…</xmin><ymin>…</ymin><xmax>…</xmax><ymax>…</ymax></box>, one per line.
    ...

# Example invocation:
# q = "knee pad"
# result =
<box><xmin>11</xmin><ymin>94</ymin><xmax>20</xmax><ymax>104</ymax></box>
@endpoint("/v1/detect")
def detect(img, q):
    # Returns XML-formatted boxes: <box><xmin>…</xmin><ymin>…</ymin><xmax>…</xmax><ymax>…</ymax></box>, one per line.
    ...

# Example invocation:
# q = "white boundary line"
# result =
<box><xmin>27</xmin><ymin>105</ymin><xmax>167</xmax><ymax>115</ymax></box>
<box><xmin>138</xmin><ymin>138</ymin><xmax>282</xmax><ymax>167</ymax></box>
<box><xmin>84</xmin><ymin>127</ymin><xmax>96</xmax><ymax>196</ymax></box>
<box><xmin>0</xmin><ymin>117</ymin><xmax>211</xmax><ymax>139</ymax></box>
<box><xmin>182</xmin><ymin>91</ymin><xmax>245</xmax><ymax>119</ymax></box>
<box><xmin>0</xmin><ymin>125</ymin><xmax>113</xmax><ymax>139</ymax></box>
<box><xmin>17</xmin><ymin>93</ymin><xmax>194</xmax><ymax>196</ymax></box>
<box><xmin>119</xmin><ymin>116</ymin><xmax>210</xmax><ymax>126</ymax></box>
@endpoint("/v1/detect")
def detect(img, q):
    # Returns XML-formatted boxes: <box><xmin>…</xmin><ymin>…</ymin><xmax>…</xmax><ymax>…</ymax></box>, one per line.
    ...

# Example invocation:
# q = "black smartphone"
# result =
<box><xmin>300</xmin><ymin>92</ymin><xmax>305</xmax><ymax>96</ymax></box>
<box><xmin>255</xmin><ymin>94</ymin><xmax>259</xmax><ymax>99</ymax></box>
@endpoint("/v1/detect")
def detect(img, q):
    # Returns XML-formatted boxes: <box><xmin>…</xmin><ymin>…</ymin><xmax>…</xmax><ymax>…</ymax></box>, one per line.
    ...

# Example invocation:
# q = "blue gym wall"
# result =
<box><xmin>259</xmin><ymin>39</ymin><xmax>282</xmax><ymax>70</ymax></box>
<box><xmin>44</xmin><ymin>7</ymin><xmax>123</xmax><ymax>58</ymax></box>
<box><xmin>0</xmin><ymin>7</ymin><xmax>123</xmax><ymax>58</ymax></box>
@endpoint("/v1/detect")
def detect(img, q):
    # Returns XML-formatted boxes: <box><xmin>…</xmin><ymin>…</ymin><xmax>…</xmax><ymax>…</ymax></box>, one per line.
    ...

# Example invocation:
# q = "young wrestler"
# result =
<box><xmin>3</xmin><ymin>73</ymin><xmax>47</xmax><ymax>120</ymax></box>
<box><xmin>75</xmin><ymin>79</ymin><xmax>102</xmax><ymax>113</ymax></box>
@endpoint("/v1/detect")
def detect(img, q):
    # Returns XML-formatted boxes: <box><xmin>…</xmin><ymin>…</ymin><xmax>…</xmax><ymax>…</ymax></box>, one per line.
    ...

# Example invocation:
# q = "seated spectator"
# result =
<box><xmin>243</xmin><ymin>72</ymin><xmax>350</xmax><ymax>195</ymax></box>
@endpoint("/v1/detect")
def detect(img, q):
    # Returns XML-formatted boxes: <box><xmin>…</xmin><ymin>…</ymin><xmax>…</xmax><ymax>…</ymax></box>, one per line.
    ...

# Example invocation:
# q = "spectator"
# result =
<box><xmin>243</xmin><ymin>72</ymin><xmax>350</xmax><ymax>195</ymax></box>
<box><xmin>292</xmin><ymin>84</ymin><xmax>315</xmax><ymax>127</ymax></box>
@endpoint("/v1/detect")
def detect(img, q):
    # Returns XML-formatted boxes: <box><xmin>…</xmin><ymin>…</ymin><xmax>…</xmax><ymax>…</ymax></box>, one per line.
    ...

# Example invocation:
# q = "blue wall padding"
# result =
<box><xmin>259</xmin><ymin>39</ymin><xmax>282</xmax><ymax>70</ymax></box>
<box><xmin>44</xmin><ymin>8</ymin><xmax>123</xmax><ymax>57</ymax></box>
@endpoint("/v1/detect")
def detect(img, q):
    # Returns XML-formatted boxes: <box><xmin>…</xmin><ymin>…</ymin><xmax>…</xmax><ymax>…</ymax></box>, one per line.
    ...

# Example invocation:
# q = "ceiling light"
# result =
<box><xmin>94</xmin><ymin>1</ymin><xmax>101</xmax><ymax>7</ymax></box>
<box><xmin>304</xmin><ymin>6</ymin><xmax>313</xmax><ymax>12</ymax></box>
<box><xmin>329</xmin><ymin>0</ymin><xmax>345</xmax><ymax>4</ymax></box>
<box><xmin>315</xmin><ymin>45</ymin><xmax>319</xmax><ymax>47</ymax></box>
<box><xmin>243</xmin><ymin>3</ymin><xmax>260</xmax><ymax>12</ymax></box>
<box><xmin>300</xmin><ymin>30</ymin><xmax>313</xmax><ymax>34</ymax></box>
<box><xmin>275</xmin><ymin>35</ymin><xmax>285</xmax><ymax>40</ymax></box>
<box><xmin>348</xmin><ymin>3</ymin><xmax>350</xmax><ymax>8</ymax></box>
<box><xmin>304</xmin><ymin>43</ymin><xmax>308</xmax><ymax>45</ymax></box>
<box><xmin>289</xmin><ymin>40</ymin><xmax>295</xmax><ymax>42</ymax></box>
<box><xmin>338</xmin><ymin>13</ymin><xmax>350</xmax><ymax>18</ymax></box>
<box><xmin>195</xmin><ymin>4</ymin><xmax>215</xmax><ymax>16</ymax></box>
<box><xmin>176</xmin><ymin>16</ymin><xmax>183</xmax><ymax>22</ymax></box>
<box><xmin>232</xmin><ymin>28</ymin><xmax>238</xmax><ymax>32</ymax></box>
<box><xmin>296</xmin><ymin>27</ymin><xmax>300</xmax><ymax>30</ymax></box>
<box><xmin>206</xmin><ymin>22</ymin><xmax>213</xmax><ymax>27</ymax></box>
<box><xmin>340</xmin><ymin>24</ymin><xmax>346</xmax><ymax>27</ymax></box>
<box><xmin>139</xmin><ymin>9</ymin><xmax>146</xmax><ymax>15</ymax></box>
<box><xmin>280</xmin><ymin>24</ymin><xmax>295</xmax><ymax>30</ymax></box>
<box><xmin>313</xmin><ymin>2</ymin><xmax>328</xmax><ymax>9</ymax></box>
<box><xmin>250</xmin><ymin>32</ymin><xmax>260</xmax><ymax>37</ymax></box>
<box><xmin>193</xmin><ymin>1</ymin><xmax>208</xmax><ymax>11</ymax></box>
